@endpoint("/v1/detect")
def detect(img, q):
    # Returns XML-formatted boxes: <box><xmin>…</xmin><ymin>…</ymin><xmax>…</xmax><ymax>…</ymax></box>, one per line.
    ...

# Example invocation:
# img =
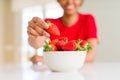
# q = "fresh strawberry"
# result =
<box><xmin>80</xmin><ymin>40</ymin><xmax>88</xmax><ymax>48</ymax></box>
<box><xmin>46</xmin><ymin>21</ymin><xmax>60</xmax><ymax>36</ymax></box>
<box><xmin>49</xmin><ymin>39</ymin><xmax>59</xmax><ymax>45</ymax></box>
<box><xmin>56</xmin><ymin>40</ymin><xmax>67</xmax><ymax>50</ymax></box>
<box><xmin>62</xmin><ymin>40</ymin><xmax>77</xmax><ymax>51</ymax></box>
<box><xmin>54</xmin><ymin>37</ymin><xmax>68</xmax><ymax>50</ymax></box>
<box><xmin>43</xmin><ymin>38</ymin><xmax>92</xmax><ymax>52</ymax></box>
<box><xmin>48</xmin><ymin>44</ymin><xmax>58</xmax><ymax>51</ymax></box>
<box><xmin>58</xmin><ymin>37</ymin><xmax>68</xmax><ymax>42</ymax></box>
<box><xmin>80</xmin><ymin>40</ymin><xmax>92</xmax><ymax>52</ymax></box>
<box><xmin>44</xmin><ymin>41</ymin><xmax>57</xmax><ymax>51</ymax></box>
<box><xmin>75</xmin><ymin>39</ymin><xmax>82</xmax><ymax>51</ymax></box>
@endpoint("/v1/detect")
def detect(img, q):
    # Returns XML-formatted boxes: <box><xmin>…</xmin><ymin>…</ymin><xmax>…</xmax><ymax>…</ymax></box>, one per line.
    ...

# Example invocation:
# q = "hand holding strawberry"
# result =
<box><xmin>27</xmin><ymin>18</ymin><xmax>60</xmax><ymax>50</ymax></box>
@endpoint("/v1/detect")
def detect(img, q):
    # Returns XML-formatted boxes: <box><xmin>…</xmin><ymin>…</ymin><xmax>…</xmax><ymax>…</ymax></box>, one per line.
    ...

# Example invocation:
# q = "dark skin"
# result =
<box><xmin>27</xmin><ymin>0</ymin><xmax>97</xmax><ymax>64</ymax></box>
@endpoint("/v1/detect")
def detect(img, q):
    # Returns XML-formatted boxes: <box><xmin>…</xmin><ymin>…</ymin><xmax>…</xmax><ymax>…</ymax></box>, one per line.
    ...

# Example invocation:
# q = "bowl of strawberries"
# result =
<box><xmin>43</xmin><ymin>37</ymin><xmax>92</xmax><ymax>72</ymax></box>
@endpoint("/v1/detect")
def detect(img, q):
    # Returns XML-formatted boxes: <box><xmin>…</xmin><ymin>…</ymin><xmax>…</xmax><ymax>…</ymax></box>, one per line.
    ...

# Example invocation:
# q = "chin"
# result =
<box><xmin>65</xmin><ymin>12</ymin><xmax>77</xmax><ymax>16</ymax></box>
<box><xmin>64</xmin><ymin>10</ymin><xmax>78</xmax><ymax>16</ymax></box>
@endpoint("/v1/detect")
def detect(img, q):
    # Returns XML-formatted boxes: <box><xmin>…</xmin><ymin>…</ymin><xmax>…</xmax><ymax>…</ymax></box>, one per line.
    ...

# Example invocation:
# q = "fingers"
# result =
<box><xmin>32</xmin><ymin>17</ymin><xmax>49</xmax><ymax>29</ymax></box>
<box><xmin>30</xmin><ymin>55</ymin><xmax>45</xmax><ymax>64</ymax></box>
<box><xmin>35</xmin><ymin>26</ymin><xmax>50</xmax><ymax>37</ymax></box>
<box><xmin>28</xmin><ymin>33</ymin><xmax>36</xmax><ymax>39</ymax></box>
<box><xmin>28</xmin><ymin>17</ymin><xmax>50</xmax><ymax>37</ymax></box>
<box><xmin>36</xmin><ymin>56</ymin><xmax>45</xmax><ymax>63</ymax></box>
<box><xmin>27</xmin><ymin>27</ymin><xmax>39</xmax><ymax>36</ymax></box>
<box><xmin>28</xmin><ymin>21</ymin><xmax>36</xmax><ymax>29</ymax></box>
<box><xmin>28</xmin><ymin>26</ymin><xmax>50</xmax><ymax>37</ymax></box>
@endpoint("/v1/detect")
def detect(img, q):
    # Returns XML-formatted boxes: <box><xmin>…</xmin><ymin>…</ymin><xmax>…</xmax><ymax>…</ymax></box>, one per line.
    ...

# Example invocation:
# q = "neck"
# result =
<box><xmin>62</xmin><ymin>13</ymin><xmax>79</xmax><ymax>27</ymax></box>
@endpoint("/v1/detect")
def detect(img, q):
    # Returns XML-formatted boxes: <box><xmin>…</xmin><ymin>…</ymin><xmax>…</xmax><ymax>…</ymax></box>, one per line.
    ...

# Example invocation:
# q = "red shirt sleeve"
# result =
<box><xmin>85</xmin><ymin>14</ymin><xmax>98</xmax><ymax>40</ymax></box>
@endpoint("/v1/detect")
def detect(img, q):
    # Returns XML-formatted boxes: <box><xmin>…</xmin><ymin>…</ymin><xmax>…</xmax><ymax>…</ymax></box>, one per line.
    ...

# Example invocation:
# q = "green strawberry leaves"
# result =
<box><xmin>76</xmin><ymin>39</ymin><xmax>92</xmax><ymax>52</ymax></box>
<box><xmin>86</xmin><ymin>44</ymin><xmax>92</xmax><ymax>52</ymax></box>
<box><xmin>43</xmin><ymin>41</ymin><xmax>53</xmax><ymax>51</ymax></box>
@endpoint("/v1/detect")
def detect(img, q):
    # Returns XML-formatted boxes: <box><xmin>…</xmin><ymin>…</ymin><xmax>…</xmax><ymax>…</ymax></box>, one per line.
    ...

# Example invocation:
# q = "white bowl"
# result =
<box><xmin>43</xmin><ymin>51</ymin><xmax>87</xmax><ymax>72</ymax></box>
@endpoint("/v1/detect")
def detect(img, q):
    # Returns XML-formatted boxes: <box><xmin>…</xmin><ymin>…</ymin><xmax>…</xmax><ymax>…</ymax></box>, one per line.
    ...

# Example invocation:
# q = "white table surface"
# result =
<box><xmin>0</xmin><ymin>63</ymin><xmax>120</xmax><ymax>80</ymax></box>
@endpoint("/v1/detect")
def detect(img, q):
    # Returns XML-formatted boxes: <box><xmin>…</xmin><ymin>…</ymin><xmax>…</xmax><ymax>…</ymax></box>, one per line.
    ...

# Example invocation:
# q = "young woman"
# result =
<box><xmin>27</xmin><ymin>0</ymin><xmax>98</xmax><ymax>64</ymax></box>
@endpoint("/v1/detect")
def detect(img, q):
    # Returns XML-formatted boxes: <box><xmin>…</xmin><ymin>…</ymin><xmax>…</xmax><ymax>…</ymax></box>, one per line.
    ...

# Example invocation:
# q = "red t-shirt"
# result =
<box><xmin>45</xmin><ymin>13</ymin><xmax>98</xmax><ymax>41</ymax></box>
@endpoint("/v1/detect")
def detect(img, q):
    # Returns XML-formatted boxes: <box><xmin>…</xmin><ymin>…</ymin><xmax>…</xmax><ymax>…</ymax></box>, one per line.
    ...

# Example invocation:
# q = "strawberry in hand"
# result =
<box><xmin>46</xmin><ymin>21</ymin><xmax>60</xmax><ymax>36</ymax></box>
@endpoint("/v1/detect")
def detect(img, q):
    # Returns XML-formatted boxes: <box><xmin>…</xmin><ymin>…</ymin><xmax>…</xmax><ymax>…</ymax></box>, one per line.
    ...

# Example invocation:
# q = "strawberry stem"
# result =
<box><xmin>76</xmin><ymin>39</ymin><xmax>82</xmax><ymax>51</ymax></box>
<box><xmin>76</xmin><ymin>39</ymin><xmax>81</xmax><ymax>44</ymax></box>
<box><xmin>46</xmin><ymin>21</ymin><xmax>51</xmax><ymax>26</ymax></box>
<box><xmin>43</xmin><ymin>41</ymin><xmax>53</xmax><ymax>51</ymax></box>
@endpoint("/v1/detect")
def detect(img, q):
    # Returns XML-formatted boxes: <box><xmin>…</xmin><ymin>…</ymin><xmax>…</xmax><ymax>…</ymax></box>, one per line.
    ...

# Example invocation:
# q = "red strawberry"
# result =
<box><xmin>80</xmin><ymin>40</ymin><xmax>88</xmax><ymax>48</ymax></box>
<box><xmin>49</xmin><ymin>39</ymin><xmax>59</xmax><ymax>45</ymax></box>
<box><xmin>48</xmin><ymin>44</ymin><xmax>58</xmax><ymax>51</ymax></box>
<box><xmin>46</xmin><ymin>21</ymin><xmax>60</xmax><ymax>36</ymax></box>
<box><xmin>44</xmin><ymin>41</ymin><xmax>58</xmax><ymax>51</ymax></box>
<box><xmin>58</xmin><ymin>37</ymin><xmax>68</xmax><ymax>42</ymax></box>
<box><xmin>62</xmin><ymin>40</ymin><xmax>77</xmax><ymax>51</ymax></box>
<box><xmin>56</xmin><ymin>40</ymin><xmax>67</xmax><ymax>50</ymax></box>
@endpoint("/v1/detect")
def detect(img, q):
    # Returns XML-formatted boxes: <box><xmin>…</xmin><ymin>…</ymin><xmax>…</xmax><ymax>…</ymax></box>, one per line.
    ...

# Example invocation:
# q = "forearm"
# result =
<box><xmin>85</xmin><ymin>38</ymin><xmax>98</xmax><ymax>63</ymax></box>
<box><xmin>85</xmin><ymin>50</ymin><xmax>96</xmax><ymax>63</ymax></box>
